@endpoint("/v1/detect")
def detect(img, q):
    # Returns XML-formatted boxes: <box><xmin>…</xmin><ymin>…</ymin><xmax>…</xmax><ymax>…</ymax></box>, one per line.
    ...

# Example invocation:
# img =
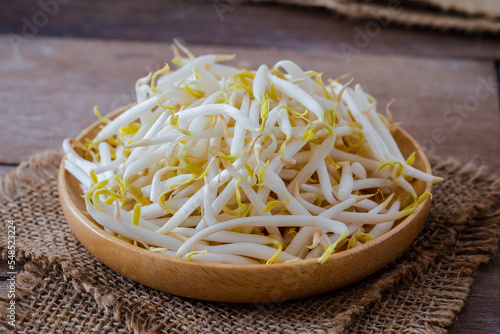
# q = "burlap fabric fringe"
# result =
<box><xmin>0</xmin><ymin>150</ymin><xmax>499</xmax><ymax>333</ymax></box>
<box><xmin>241</xmin><ymin>0</ymin><xmax>500</xmax><ymax>34</ymax></box>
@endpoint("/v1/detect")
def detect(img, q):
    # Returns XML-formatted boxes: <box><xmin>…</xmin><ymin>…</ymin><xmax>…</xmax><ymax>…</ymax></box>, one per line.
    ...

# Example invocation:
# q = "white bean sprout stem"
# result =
<box><xmin>63</xmin><ymin>44</ymin><xmax>442</xmax><ymax>265</ymax></box>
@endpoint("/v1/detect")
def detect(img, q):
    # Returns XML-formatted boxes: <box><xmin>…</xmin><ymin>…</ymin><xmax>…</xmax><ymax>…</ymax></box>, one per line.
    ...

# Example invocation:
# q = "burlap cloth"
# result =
<box><xmin>0</xmin><ymin>150</ymin><xmax>499</xmax><ymax>333</ymax></box>
<box><xmin>243</xmin><ymin>0</ymin><xmax>500</xmax><ymax>34</ymax></box>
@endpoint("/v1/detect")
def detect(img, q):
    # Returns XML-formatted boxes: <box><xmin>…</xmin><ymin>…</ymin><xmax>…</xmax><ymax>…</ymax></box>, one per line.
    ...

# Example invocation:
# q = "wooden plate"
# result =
<box><xmin>58</xmin><ymin>105</ymin><xmax>433</xmax><ymax>303</ymax></box>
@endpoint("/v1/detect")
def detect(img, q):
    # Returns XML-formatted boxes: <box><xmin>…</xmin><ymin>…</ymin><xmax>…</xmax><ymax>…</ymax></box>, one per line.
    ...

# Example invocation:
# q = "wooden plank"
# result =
<box><xmin>1</xmin><ymin>0</ymin><xmax>500</xmax><ymax>60</ymax></box>
<box><xmin>0</xmin><ymin>37</ymin><xmax>499</xmax><ymax>170</ymax></box>
<box><xmin>451</xmin><ymin>247</ymin><xmax>500</xmax><ymax>333</ymax></box>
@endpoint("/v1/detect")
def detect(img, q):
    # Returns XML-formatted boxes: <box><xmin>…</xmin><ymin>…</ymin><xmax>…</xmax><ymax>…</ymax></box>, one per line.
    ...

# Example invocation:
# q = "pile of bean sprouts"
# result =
<box><xmin>63</xmin><ymin>44</ymin><xmax>443</xmax><ymax>265</ymax></box>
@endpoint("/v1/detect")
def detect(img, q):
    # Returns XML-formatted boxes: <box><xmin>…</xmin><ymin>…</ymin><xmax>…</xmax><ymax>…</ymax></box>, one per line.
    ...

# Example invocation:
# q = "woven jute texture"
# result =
<box><xmin>243</xmin><ymin>0</ymin><xmax>500</xmax><ymax>34</ymax></box>
<box><xmin>1</xmin><ymin>150</ymin><xmax>500</xmax><ymax>333</ymax></box>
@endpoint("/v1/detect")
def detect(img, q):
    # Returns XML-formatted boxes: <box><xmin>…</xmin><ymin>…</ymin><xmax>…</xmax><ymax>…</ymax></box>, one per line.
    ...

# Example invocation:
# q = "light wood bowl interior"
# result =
<box><xmin>58</xmin><ymin>105</ymin><xmax>433</xmax><ymax>303</ymax></box>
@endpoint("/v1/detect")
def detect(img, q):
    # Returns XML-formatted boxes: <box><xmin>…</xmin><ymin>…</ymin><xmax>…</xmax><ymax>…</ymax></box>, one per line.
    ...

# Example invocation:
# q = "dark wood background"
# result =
<box><xmin>0</xmin><ymin>1</ymin><xmax>499</xmax><ymax>332</ymax></box>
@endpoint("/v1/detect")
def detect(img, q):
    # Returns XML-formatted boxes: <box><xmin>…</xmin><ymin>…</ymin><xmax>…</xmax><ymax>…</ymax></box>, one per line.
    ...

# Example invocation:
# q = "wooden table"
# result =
<box><xmin>1</xmin><ymin>1</ymin><xmax>499</xmax><ymax>332</ymax></box>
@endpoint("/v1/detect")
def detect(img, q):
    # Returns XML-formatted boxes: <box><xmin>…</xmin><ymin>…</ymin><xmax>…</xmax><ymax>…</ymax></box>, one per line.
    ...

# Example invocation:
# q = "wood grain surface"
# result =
<box><xmin>1</xmin><ymin>0</ymin><xmax>500</xmax><ymax>60</ymax></box>
<box><xmin>0</xmin><ymin>0</ymin><xmax>499</xmax><ymax>332</ymax></box>
<box><xmin>1</xmin><ymin>38</ymin><xmax>499</xmax><ymax>168</ymax></box>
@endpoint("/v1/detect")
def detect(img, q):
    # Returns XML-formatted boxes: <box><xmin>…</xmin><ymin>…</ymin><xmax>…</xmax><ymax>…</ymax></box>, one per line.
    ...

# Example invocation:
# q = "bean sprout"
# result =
<box><xmin>63</xmin><ymin>44</ymin><xmax>442</xmax><ymax>265</ymax></box>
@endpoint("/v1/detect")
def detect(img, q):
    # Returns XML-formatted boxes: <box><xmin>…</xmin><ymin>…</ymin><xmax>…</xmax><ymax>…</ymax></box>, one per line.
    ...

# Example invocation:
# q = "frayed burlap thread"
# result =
<box><xmin>0</xmin><ymin>150</ymin><xmax>499</xmax><ymax>333</ymax></box>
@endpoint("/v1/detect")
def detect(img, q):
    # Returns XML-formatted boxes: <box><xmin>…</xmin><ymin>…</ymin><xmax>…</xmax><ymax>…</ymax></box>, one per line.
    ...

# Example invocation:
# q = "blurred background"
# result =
<box><xmin>0</xmin><ymin>0</ymin><xmax>499</xmax><ymax>333</ymax></box>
